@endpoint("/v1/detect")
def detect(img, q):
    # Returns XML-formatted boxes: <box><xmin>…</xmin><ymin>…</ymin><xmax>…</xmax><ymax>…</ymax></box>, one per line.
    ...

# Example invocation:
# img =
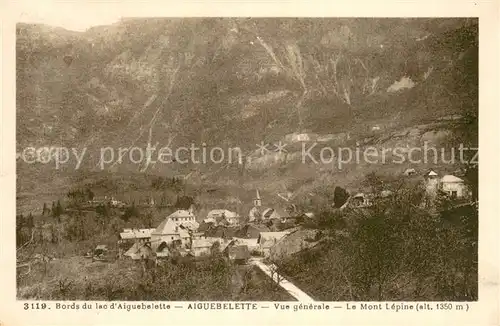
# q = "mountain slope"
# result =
<box><xmin>16</xmin><ymin>18</ymin><xmax>478</xmax><ymax>206</ymax></box>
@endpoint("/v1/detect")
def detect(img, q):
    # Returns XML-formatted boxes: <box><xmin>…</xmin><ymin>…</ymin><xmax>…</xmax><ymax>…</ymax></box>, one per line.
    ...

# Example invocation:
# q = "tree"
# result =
<box><xmin>463</xmin><ymin>164</ymin><xmax>478</xmax><ymax>201</ymax></box>
<box><xmin>122</xmin><ymin>202</ymin><xmax>140</xmax><ymax>222</ymax></box>
<box><xmin>53</xmin><ymin>200</ymin><xmax>64</xmax><ymax>221</ymax></box>
<box><xmin>362</xmin><ymin>172</ymin><xmax>385</xmax><ymax>193</ymax></box>
<box><xmin>42</xmin><ymin>203</ymin><xmax>48</xmax><ymax>216</ymax></box>
<box><xmin>144</xmin><ymin>211</ymin><xmax>154</xmax><ymax>228</ymax></box>
<box><xmin>96</xmin><ymin>204</ymin><xmax>110</xmax><ymax>219</ymax></box>
<box><xmin>333</xmin><ymin>186</ymin><xmax>349</xmax><ymax>208</ymax></box>
<box><xmin>26</xmin><ymin>213</ymin><xmax>34</xmax><ymax>229</ymax></box>
<box><xmin>175</xmin><ymin>196</ymin><xmax>194</xmax><ymax>210</ymax></box>
<box><xmin>16</xmin><ymin>214</ymin><xmax>25</xmax><ymax>246</ymax></box>
<box><xmin>86</xmin><ymin>188</ymin><xmax>95</xmax><ymax>201</ymax></box>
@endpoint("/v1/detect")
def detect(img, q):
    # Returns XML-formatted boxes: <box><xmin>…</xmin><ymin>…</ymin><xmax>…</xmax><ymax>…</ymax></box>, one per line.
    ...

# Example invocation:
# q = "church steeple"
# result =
<box><xmin>253</xmin><ymin>189</ymin><xmax>262</xmax><ymax>207</ymax></box>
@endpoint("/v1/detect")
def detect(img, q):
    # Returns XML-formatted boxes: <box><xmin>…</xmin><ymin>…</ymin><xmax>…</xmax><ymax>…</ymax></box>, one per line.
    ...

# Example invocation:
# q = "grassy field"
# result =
<box><xmin>17</xmin><ymin>251</ymin><xmax>293</xmax><ymax>301</ymax></box>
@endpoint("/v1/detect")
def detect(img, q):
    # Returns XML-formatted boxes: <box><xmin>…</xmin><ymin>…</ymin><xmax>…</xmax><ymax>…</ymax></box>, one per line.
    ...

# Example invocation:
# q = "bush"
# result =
<box><xmin>278</xmin><ymin>179</ymin><xmax>478</xmax><ymax>301</ymax></box>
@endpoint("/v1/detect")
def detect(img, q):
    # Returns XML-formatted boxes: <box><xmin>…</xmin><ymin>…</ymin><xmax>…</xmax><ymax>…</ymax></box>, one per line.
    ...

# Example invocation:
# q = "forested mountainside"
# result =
<box><xmin>16</xmin><ymin>18</ymin><xmax>478</xmax><ymax>207</ymax></box>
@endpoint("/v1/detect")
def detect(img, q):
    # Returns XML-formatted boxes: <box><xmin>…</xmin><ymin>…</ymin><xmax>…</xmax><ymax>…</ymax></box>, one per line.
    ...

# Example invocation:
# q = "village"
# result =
<box><xmin>13</xmin><ymin>16</ymin><xmax>480</xmax><ymax>303</ymax></box>
<box><xmin>16</xmin><ymin>162</ymin><xmax>477</xmax><ymax>301</ymax></box>
<box><xmin>75</xmin><ymin>168</ymin><xmax>475</xmax><ymax>298</ymax></box>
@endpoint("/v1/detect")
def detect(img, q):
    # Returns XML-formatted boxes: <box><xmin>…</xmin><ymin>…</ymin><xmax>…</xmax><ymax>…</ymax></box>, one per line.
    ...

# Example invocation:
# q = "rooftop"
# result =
<box><xmin>441</xmin><ymin>175</ymin><xmax>464</xmax><ymax>183</ymax></box>
<box><xmin>120</xmin><ymin>228</ymin><xmax>156</xmax><ymax>240</ymax></box>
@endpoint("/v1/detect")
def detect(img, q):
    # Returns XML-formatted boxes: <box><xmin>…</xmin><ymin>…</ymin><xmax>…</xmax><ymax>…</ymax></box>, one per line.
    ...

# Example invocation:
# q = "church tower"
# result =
<box><xmin>253</xmin><ymin>189</ymin><xmax>262</xmax><ymax>207</ymax></box>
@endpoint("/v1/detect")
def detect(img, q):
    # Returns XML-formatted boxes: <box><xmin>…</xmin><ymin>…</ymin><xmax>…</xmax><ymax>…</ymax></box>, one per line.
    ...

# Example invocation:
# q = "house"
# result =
<box><xmin>204</xmin><ymin>225</ymin><xmax>239</xmax><ymax>239</ymax></box>
<box><xmin>203</xmin><ymin>217</ymin><xmax>217</xmax><ymax>225</ymax></box>
<box><xmin>124</xmin><ymin>242</ymin><xmax>155</xmax><ymax>260</ymax></box>
<box><xmin>248</xmin><ymin>207</ymin><xmax>261</xmax><ymax>222</ymax></box>
<box><xmin>206</xmin><ymin>209</ymin><xmax>240</xmax><ymax>226</ymax></box>
<box><xmin>110</xmin><ymin>197</ymin><xmax>126</xmax><ymax>208</ymax></box>
<box><xmin>155</xmin><ymin>245</ymin><xmax>171</xmax><ymax>259</ymax></box>
<box><xmin>270</xmin><ymin>228</ymin><xmax>319</xmax><ymax>261</ymax></box>
<box><xmin>227</xmin><ymin>245</ymin><xmax>250</xmax><ymax>264</ymax></box>
<box><xmin>191</xmin><ymin>238</ymin><xmax>216</xmax><ymax>257</ymax></box>
<box><xmin>88</xmin><ymin>196</ymin><xmax>125</xmax><ymax>208</ymax></box>
<box><xmin>350</xmin><ymin>193</ymin><xmax>373</xmax><ymax>207</ymax></box>
<box><xmin>191</xmin><ymin>232</ymin><xmax>206</xmax><ymax>239</ymax></box>
<box><xmin>87</xmin><ymin>244</ymin><xmax>109</xmax><ymax>260</ymax></box>
<box><xmin>190</xmin><ymin>237</ymin><xmax>227</xmax><ymax>257</ymax></box>
<box><xmin>150</xmin><ymin>218</ymin><xmax>191</xmax><ymax>252</ymax></box>
<box><xmin>237</xmin><ymin>224</ymin><xmax>270</xmax><ymax>239</ymax></box>
<box><xmin>167</xmin><ymin>209</ymin><xmax>199</xmax><ymax>231</ymax></box>
<box><xmin>261</xmin><ymin>208</ymin><xmax>288</xmax><ymax>221</ymax></box>
<box><xmin>284</xmin><ymin>132</ymin><xmax>316</xmax><ymax>143</ymax></box>
<box><xmin>257</xmin><ymin>231</ymin><xmax>291</xmax><ymax>256</ymax></box>
<box><xmin>304</xmin><ymin>212</ymin><xmax>315</xmax><ymax>219</ymax></box>
<box><xmin>230</xmin><ymin>237</ymin><xmax>259</xmax><ymax>251</ymax></box>
<box><xmin>403</xmin><ymin>168</ymin><xmax>417</xmax><ymax>176</ymax></box>
<box><xmin>119</xmin><ymin>228</ymin><xmax>156</xmax><ymax>245</ymax></box>
<box><xmin>280</xmin><ymin>215</ymin><xmax>297</xmax><ymax>224</ymax></box>
<box><xmin>95</xmin><ymin>245</ymin><xmax>108</xmax><ymax>255</ymax></box>
<box><xmin>441</xmin><ymin>175</ymin><xmax>467</xmax><ymax>199</ymax></box>
<box><xmin>379</xmin><ymin>190</ymin><xmax>393</xmax><ymax>198</ymax></box>
<box><xmin>316</xmin><ymin>132</ymin><xmax>350</xmax><ymax>143</ymax></box>
<box><xmin>427</xmin><ymin>170</ymin><xmax>439</xmax><ymax>177</ymax></box>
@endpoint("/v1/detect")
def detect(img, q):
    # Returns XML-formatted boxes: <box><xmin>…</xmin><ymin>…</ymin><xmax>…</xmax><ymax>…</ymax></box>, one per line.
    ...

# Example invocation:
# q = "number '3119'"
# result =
<box><xmin>24</xmin><ymin>303</ymin><xmax>47</xmax><ymax>310</ymax></box>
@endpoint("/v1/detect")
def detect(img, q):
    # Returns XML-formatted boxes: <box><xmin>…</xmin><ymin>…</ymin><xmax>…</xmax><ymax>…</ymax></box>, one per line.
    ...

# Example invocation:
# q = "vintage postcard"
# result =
<box><xmin>1</xmin><ymin>0</ymin><xmax>499</xmax><ymax>325</ymax></box>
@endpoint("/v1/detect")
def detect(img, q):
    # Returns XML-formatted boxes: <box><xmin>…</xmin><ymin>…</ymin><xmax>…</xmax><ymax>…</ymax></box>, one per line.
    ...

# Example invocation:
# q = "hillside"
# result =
<box><xmin>16</xmin><ymin>18</ymin><xmax>478</xmax><ymax>213</ymax></box>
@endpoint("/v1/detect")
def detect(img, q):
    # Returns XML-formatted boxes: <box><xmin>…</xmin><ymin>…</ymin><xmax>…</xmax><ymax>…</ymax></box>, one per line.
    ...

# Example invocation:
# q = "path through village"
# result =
<box><xmin>248</xmin><ymin>258</ymin><xmax>315</xmax><ymax>302</ymax></box>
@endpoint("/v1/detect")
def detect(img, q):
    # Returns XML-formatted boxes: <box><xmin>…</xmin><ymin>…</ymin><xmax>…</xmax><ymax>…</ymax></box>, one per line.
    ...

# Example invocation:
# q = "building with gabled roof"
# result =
<box><xmin>403</xmin><ymin>168</ymin><xmax>417</xmax><ymax>176</ymax></box>
<box><xmin>427</xmin><ymin>170</ymin><xmax>439</xmax><ymax>177</ymax></box>
<box><xmin>237</xmin><ymin>223</ymin><xmax>270</xmax><ymax>239</ymax></box>
<box><xmin>441</xmin><ymin>175</ymin><xmax>467</xmax><ymax>198</ymax></box>
<box><xmin>151</xmin><ymin>217</ymin><xmax>191</xmax><ymax>252</ymax></box>
<box><xmin>206</xmin><ymin>209</ymin><xmax>240</xmax><ymax>226</ymax></box>
<box><xmin>261</xmin><ymin>207</ymin><xmax>289</xmax><ymax>220</ymax></box>
<box><xmin>257</xmin><ymin>231</ymin><xmax>291</xmax><ymax>256</ymax></box>
<box><xmin>191</xmin><ymin>237</ymin><xmax>226</xmax><ymax>257</ymax></box>
<box><xmin>119</xmin><ymin>228</ymin><xmax>156</xmax><ymax>242</ymax></box>
<box><xmin>167</xmin><ymin>209</ymin><xmax>199</xmax><ymax>231</ymax></box>
<box><xmin>124</xmin><ymin>242</ymin><xmax>155</xmax><ymax>260</ymax></box>
<box><xmin>269</xmin><ymin>228</ymin><xmax>319</xmax><ymax>260</ymax></box>
<box><xmin>229</xmin><ymin>237</ymin><xmax>259</xmax><ymax>251</ymax></box>
<box><xmin>227</xmin><ymin>245</ymin><xmax>250</xmax><ymax>263</ymax></box>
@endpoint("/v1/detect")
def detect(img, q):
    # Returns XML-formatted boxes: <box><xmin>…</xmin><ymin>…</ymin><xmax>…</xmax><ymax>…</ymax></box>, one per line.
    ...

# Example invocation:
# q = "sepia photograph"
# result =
<box><xmin>15</xmin><ymin>17</ymin><xmax>479</xmax><ymax>302</ymax></box>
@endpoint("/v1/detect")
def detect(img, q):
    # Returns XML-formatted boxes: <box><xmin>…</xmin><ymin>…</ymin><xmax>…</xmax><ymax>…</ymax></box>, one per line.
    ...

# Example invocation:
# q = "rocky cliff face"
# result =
<box><xmin>16</xmin><ymin>18</ymin><xmax>478</xmax><ymax>195</ymax></box>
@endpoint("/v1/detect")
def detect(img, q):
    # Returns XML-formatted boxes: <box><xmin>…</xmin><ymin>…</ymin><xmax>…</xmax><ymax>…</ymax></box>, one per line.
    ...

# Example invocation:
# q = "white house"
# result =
<box><xmin>150</xmin><ymin>218</ymin><xmax>191</xmax><ymax>252</ymax></box>
<box><xmin>206</xmin><ymin>209</ymin><xmax>240</xmax><ymax>226</ymax></box>
<box><xmin>119</xmin><ymin>228</ymin><xmax>156</xmax><ymax>244</ymax></box>
<box><xmin>441</xmin><ymin>175</ymin><xmax>467</xmax><ymax>199</ymax></box>
<box><xmin>167</xmin><ymin>209</ymin><xmax>199</xmax><ymax>231</ymax></box>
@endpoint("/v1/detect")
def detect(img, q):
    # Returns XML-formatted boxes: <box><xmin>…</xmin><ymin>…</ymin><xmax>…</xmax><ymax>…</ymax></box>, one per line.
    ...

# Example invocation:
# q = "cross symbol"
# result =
<box><xmin>273</xmin><ymin>141</ymin><xmax>288</xmax><ymax>154</ymax></box>
<box><xmin>256</xmin><ymin>141</ymin><xmax>270</xmax><ymax>156</ymax></box>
